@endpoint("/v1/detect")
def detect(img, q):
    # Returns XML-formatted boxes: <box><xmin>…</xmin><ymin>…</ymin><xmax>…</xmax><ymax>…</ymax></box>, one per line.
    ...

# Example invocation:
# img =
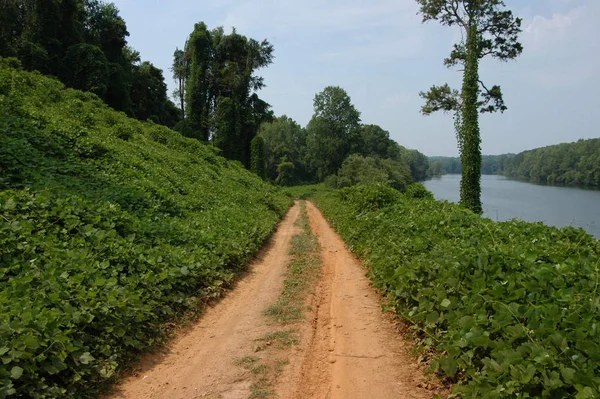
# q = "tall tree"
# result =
<box><xmin>250</xmin><ymin>135</ymin><xmax>266</xmax><ymax>178</ymax></box>
<box><xmin>83</xmin><ymin>0</ymin><xmax>132</xmax><ymax>113</ymax></box>
<box><xmin>306</xmin><ymin>86</ymin><xmax>361</xmax><ymax>180</ymax></box>
<box><xmin>185</xmin><ymin>22</ymin><xmax>213</xmax><ymax>141</ymax></box>
<box><xmin>417</xmin><ymin>0</ymin><xmax>522</xmax><ymax>214</ymax></box>
<box><xmin>183</xmin><ymin>23</ymin><xmax>273</xmax><ymax>166</ymax></box>
<box><xmin>130</xmin><ymin>61</ymin><xmax>179</xmax><ymax>127</ymax></box>
<box><xmin>259</xmin><ymin>115</ymin><xmax>308</xmax><ymax>183</ymax></box>
<box><xmin>171</xmin><ymin>46</ymin><xmax>189</xmax><ymax>125</ymax></box>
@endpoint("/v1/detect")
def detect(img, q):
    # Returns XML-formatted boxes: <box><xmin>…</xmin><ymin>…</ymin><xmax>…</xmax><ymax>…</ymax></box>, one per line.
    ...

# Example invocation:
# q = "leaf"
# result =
<box><xmin>79</xmin><ymin>352</ymin><xmax>95</xmax><ymax>365</ymax></box>
<box><xmin>575</xmin><ymin>387</ymin><xmax>595</xmax><ymax>399</ymax></box>
<box><xmin>561</xmin><ymin>368</ymin><xmax>576</xmax><ymax>383</ymax></box>
<box><xmin>441</xmin><ymin>298</ymin><xmax>451</xmax><ymax>308</ymax></box>
<box><xmin>10</xmin><ymin>366</ymin><xmax>23</xmax><ymax>379</ymax></box>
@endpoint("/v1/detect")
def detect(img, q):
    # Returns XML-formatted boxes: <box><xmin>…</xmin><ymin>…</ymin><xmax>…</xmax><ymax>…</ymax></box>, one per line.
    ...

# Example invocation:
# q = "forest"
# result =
<box><xmin>0</xmin><ymin>0</ymin><xmax>429</xmax><ymax>190</ymax></box>
<box><xmin>428</xmin><ymin>138</ymin><xmax>600</xmax><ymax>188</ymax></box>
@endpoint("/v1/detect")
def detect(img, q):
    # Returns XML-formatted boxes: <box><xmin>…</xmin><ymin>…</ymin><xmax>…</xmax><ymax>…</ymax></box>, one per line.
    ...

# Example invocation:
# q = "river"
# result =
<box><xmin>423</xmin><ymin>174</ymin><xmax>600</xmax><ymax>238</ymax></box>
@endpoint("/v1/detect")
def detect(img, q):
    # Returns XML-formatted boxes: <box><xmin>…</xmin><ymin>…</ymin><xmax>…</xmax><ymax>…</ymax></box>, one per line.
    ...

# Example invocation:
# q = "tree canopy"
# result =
<box><xmin>0</xmin><ymin>0</ymin><xmax>179</xmax><ymax>127</ymax></box>
<box><xmin>181</xmin><ymin>23</ymin><xmax>274</xmax><ymax>167</ymax></box>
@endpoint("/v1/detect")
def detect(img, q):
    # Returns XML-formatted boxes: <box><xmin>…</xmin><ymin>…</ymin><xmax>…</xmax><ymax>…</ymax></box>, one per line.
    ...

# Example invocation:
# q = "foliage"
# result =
<box><xmin>459</xmin><ymin>22</ymin><xmax>483</xmax><ymax>214</ymax></box>
<box><xmin>183</xmin><ymin>23</ymin><xmax>274</xmax><ymax>167</ymax></box>
<box><xmin>306</xmin><ymin>86</ymin><xmax>361</xmax><ymax>180</ymax></box>
<box><xmin>503</xmin><ymin>139</ymin><xmax>600</xmax><ymax>187</ymax></box>
<box><xmin>309</xmin><ymin>184</ymin><xmax>600</xmax><ymax>398</ymax></box>
<box><xmin>250</xmin><ymin>135</ymin><xmax>266</xmax><ymax>178</ymax></box>
<box><xmin>171</xmin><ymin>46</ymin><xmax>190</xmax><ymax>125</ymax></box>
<box><xmin>405</xmin><ymin>182</ymin><xmax>434</xmax><ymax>199</ymax></box>
<box><xmin>399</xmin><ymin>146</ymin><xmax>430</xmax><ymax>182</ymax></box>
<box><xmin>334</xmin><ymin>154</ymin><xmax>413</xmax><ymax>192</ymax></box>
<box><xmin>259</xmin><ymin>115</ymin><xmax>309</xmax><ymax>184</ymax></box>
<box><xmin>417</xmin><ymin>0</ymin><xmax>523</xmax><ymax>213</ymax></box>
<box><xmin>0</xmin><ymin>0</ymin><xmax>178</xmax><ymax>127</ymax></box>
<box><xmin>185</xmin><ymin>22</ymin><xmax>213</xmax><ymax>141</ymax></box>
<box><xmin>258</xmin><ymin>98</ymin><xmax>429</xmax><ymax>186</ymax></box>
<box><xmin>0</xmin><ymin>63</ymin><xmax>290</xmax><ymax>398</ymax></box>
<box><xmin>130</xmin><ymin>61</ymin><xmax>179</xmax><ymax>127</ymax></box>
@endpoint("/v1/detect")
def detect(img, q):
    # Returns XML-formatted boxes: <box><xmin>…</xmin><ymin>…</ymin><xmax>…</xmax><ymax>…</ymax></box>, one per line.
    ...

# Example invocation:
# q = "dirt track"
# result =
<box><xmin>108</xmin><ymin>201</ymin><xmax>439</xmax><ymax>399</ymax></box>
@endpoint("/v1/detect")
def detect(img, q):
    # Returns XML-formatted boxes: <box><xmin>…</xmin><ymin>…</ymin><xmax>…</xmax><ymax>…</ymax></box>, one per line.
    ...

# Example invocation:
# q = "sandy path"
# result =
<box><xmin>108</xmin><ymin>200</ymin><xmax>441</xmax><ymax>399</ymax></box>
<box><xmin>108</xmin><ymin>202</ymin><xmax>302</xmax><ymax>399</ymax></box>
<box><xmin>293</xmin><ymin>201</ymin><xmax>435</xmax><ymax>399</ymax></box>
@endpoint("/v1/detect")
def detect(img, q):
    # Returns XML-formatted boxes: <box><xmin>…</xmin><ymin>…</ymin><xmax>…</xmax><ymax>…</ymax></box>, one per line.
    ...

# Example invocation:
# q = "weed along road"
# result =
<box><xmin>108</xmin><ymin>201</ymin><xmax>440</xmax><ymax>399</ymax></box>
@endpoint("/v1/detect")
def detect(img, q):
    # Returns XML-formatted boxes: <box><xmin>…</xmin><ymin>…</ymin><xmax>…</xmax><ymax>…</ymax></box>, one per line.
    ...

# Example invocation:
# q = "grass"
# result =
<box><xmin>264</xmin><ymin>201</ymin><xmax>322</xmax><ymax>323</ymax></box>
<box><xmin>254</xmin><ymin>330</ymin><xmax>299</xmax><ymax>349</ymax></box>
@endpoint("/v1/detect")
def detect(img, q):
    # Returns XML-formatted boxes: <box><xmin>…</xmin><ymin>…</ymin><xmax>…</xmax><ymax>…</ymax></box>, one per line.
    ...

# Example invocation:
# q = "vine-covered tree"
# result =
<box><xmin>250</xmin><ymin>135</ymin><xmax>266</xmax><ymax>178</ymax></box>
<box><xmin>183</xmin><ymin>23</ymin><xmax>273</xmax><ymax>166</ymax></box>
<box><xmin>171</xmin><ymin>46</ymin><xmax>189</xmax><ymax>126</ymax></box>
<box><xmin>259</xmin><ymin>115</ymin><xmax>309</xmax><ymax>184</ymax></box>
<box><xmin>417</xmin><ymin>0</ymin><xmax>523</xmax><ymax>214</ymax></box>
<box><xmin>0</xmin><ymin>0</ymin><xmax>177</xmax><ymax>127</ymax></box>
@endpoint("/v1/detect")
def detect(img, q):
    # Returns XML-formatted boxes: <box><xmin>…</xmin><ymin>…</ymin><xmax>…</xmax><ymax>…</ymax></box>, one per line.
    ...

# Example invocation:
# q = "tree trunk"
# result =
<box><xmin>459</xmin><ymin>21</ymin><xmax>482</xmax><ymax>214</ymax></box>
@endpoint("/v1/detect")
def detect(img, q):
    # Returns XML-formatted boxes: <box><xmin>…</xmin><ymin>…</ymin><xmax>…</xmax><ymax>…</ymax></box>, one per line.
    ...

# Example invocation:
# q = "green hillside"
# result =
<box><xmin>0</xmin><ymin>59</ymin><xmax>290</xmax><ymax>398</ymax></box>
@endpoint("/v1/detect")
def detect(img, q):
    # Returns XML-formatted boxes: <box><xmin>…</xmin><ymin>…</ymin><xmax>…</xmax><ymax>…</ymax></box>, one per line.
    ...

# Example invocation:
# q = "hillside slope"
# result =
<box><xmin>0</xmin><ymin>58</ymin><xmax>290</xmax><ymax>398</ymax></box>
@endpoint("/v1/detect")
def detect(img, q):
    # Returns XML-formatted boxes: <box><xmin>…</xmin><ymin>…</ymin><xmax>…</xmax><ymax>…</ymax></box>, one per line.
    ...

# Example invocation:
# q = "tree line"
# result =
<box><xmin>0</xmin><ymin>0</ymin><xmax>429</xmax><ymax>188</ymax></box>
<box><xmin>0</xmin><ymin>0</ymin><xmax>180</xmax><ymax>127</ymax></box>
<box><xmin>256</xmin><ymin>86</ymin><xmax>430</xmax><ymax>189</ymax></box>
<box><xmin>428</xmin><ymin>138</ymin><xmax>600</xmax><ymax>188</ymax></box>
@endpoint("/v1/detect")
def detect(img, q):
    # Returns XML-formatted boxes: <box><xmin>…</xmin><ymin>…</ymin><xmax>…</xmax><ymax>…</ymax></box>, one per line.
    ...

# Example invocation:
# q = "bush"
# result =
<box><xmin>405</xmin><ymin>182</ymin><xmax>434</xmax><ymax>199</ymax></box>
<box><xmin>335</xmin><ymin>154</ymin><xmax>412</xmax><ymax>191</ymax></box>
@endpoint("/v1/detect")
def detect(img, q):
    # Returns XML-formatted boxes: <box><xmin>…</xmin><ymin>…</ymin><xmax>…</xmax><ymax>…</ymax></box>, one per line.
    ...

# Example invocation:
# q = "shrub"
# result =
<box><xmin>405</xmin><ymin>182</ymin><xmax>434</xmax><ymax>199</ymax></box>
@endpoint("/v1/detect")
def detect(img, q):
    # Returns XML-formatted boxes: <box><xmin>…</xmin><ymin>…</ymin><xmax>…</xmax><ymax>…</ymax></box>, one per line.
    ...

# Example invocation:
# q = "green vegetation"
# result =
<box><xmin>0</xmin><ymin>61</ymin><xmax>290</xmax><ymax>398</ymax></box>
<box><xmin>251</xmin><ymin>136</ymin><xmax>267</xmax><ymax>179</ymax></box>
<box><xmin>329</xmin><ymin>154</ymin><xmax>413</xmax><ymax>192</ymax></box>
<box><xmin>258</xmin><ymin>89</ymin><xmax>430</xmax><ymax>188</ymax></box>
<box><xmin>0</xmin><ymin>0</ymin><xmax>179</xmax><ymax>127</ymax></box>
<box><xmin>418</xmin><ymin>0</ymin><xmax>523</xmax><ymax>213</ymax></box>
<box><xmin>182</xmin><ymin>23</ymin><xmax>274</xmax><ymax>165</ymax></box>
<box><xmin>503</xmin><ymin>139</ymin><xmax>600</xmax><ymax>187</ymax></box>
<box><xmin>306</xmin><ymin>184</ymin><xmax>600</xmax><ymax>398</ymax></box>
<box><xmin>429</xmin><ymin>137</ymin><xmax>600</xmax><ymax>188</ymax></box>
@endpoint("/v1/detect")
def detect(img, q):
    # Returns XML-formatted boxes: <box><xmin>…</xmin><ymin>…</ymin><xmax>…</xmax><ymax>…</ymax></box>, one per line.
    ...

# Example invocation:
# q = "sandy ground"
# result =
<box><xmin>291</xmin><ymin>202</ymin><xmax>435</xmax><ymax>399</ymax></box>
<box><xmin>107</xmin><ymin>201</ymin><xmax>442</xmax><ymax>399</ymax></box>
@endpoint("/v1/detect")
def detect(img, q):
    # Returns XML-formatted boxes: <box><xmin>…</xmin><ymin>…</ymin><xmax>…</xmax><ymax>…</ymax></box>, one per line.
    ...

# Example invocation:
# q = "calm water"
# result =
<box><xmin>423</xmin><ymin>174</ymin><xmax>600</xmax><ymax>238</ymax></box>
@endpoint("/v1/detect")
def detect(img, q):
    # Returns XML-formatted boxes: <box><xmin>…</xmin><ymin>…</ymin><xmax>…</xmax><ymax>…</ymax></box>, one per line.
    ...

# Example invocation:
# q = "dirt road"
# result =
<box><xmin>294</xmin><ymin>202</ymin><xmax>434</xmax><ymax>398</ymax></box>
<box><xmin>108</xmin><ymin>201</ymin><xmax>439</xmax><ymax>399</ymax></box>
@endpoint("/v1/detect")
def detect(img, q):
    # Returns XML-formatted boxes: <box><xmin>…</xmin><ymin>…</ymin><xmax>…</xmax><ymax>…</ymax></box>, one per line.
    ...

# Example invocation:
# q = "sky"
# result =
<box><xmin>111</xmin><ymin>0</ymin><xmax>600</xmax><ymax>156</ymax></box>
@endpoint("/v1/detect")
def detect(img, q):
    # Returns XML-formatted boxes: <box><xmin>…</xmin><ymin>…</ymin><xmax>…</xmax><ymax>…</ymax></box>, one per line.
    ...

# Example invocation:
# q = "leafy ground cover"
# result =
<box><xmin>0</xmin><ymin>59</ymin><xmax>290</xmax><ymax>398</ymax></box>
<box><xmin>306</xmin><ymin>184</ymin><xmax>600</xmax><ymax>398</ymax></box>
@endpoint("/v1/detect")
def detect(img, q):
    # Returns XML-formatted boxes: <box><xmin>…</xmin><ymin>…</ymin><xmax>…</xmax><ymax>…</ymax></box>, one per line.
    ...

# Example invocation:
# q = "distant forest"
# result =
<box><xmin>429</xmin><ymin>138</ymin><xmax>600</xmax><ymax>188</ymax></box>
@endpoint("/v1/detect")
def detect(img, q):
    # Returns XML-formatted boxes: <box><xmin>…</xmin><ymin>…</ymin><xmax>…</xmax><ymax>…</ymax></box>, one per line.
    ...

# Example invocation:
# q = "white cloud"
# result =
<box><xmin>520</xmin><ymin>3</ymin><xmax>600</xmax><ymax>87</ymax></box>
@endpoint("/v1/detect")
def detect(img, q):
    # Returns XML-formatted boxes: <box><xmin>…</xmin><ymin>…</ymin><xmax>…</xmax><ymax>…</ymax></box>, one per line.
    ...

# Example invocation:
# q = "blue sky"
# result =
<box><xmin>111</xmin><ymin>0</ymin><xmax>599</xmax><ymax>156</ymax></box>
